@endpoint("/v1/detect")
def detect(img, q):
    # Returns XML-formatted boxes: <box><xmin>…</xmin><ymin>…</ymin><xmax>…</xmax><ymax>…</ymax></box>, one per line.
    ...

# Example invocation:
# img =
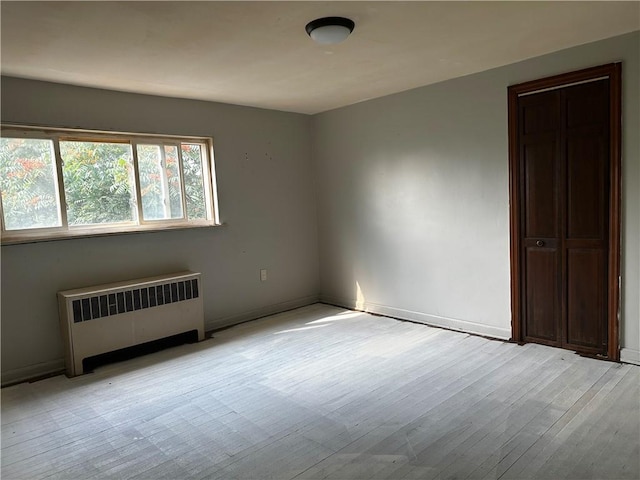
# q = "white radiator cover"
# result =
<box><xmin>58</xmin><ymin>271</ymin><xmax>204</xmax><ymax>377</ymax></box>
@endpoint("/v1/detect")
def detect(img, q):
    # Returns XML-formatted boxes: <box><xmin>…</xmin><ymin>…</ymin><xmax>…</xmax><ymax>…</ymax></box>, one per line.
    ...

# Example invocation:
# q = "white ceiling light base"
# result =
<box><xmin>305</xmin><ymin>17</ymin><xmax>355</xmax><ymax>45</ymax></box>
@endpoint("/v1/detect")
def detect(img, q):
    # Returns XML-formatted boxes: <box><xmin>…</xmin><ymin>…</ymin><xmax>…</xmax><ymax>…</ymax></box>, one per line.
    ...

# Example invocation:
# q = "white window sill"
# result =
<box><xmin>1</xmin><ymin>222</ymin><xmax>225</xmax><ymax>246</ymax></box>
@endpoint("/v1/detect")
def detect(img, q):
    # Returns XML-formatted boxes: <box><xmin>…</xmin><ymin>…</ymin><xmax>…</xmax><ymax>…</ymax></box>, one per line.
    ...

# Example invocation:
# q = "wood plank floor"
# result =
<box><xmin>2</xmin><ymin>304</ymin><xmax>638</xmax><ymax>479</ymax></box>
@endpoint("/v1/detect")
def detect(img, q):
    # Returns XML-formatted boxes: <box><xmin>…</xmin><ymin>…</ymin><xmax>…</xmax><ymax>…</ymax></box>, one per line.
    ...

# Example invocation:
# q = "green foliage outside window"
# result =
<box><xmin>182</xmin><ymin>144</ymin><xmax>207</xmax><ymax>220</ymax></box>
<box><xmin>0</xmin><ymin>138</ymin><xmax>60</xmax><ymax>230</ymax></box>
<box><xmin>60</xmin><ymin>141</ymin><xmax>136</xmax><ymax>225</ymax></box>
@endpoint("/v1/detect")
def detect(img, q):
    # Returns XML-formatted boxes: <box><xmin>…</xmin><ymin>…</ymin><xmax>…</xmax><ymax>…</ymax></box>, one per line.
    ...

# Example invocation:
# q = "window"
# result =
<box><xmin>0</xmin><ymin>125</ymin><xmax>219</xmax><ymax>243</ymax></box>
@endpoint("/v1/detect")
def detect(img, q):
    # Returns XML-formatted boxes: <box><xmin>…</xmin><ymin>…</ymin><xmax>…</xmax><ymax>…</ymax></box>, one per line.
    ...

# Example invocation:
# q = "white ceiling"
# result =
<box><xmin>1</xmin><ymin>1</ymin><xmax>639</xmax><ymax>114</ymax></box>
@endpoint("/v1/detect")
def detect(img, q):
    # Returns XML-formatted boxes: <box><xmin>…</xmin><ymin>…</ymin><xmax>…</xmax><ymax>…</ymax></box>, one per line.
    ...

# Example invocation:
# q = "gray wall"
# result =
<box><xmin>1</xmin><ymin>79</ymin><xmax>320</xmax><ymax>384</ymax></box>
<box><xmin>313</xmin><ymin>32</ymin><xmax>640</xmax><ymax>361</ymax></box>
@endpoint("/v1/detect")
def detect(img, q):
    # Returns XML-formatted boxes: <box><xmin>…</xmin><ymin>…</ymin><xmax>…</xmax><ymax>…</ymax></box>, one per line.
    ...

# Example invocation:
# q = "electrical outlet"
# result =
<box><xmin>260</xmin><ymin>269</ymin><xmax>267</xmax><ymax>282</ymax></box>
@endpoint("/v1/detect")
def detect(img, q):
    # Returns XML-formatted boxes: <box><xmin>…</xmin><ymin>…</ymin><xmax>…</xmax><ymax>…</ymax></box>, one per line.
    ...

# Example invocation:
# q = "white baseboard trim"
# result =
<box><xmin>208</xmin><ymin>294</ymin><xmax>320</xmax><ymax>332</ymax></box>
<box><xmin>620</xmin><ymin>348</ymin><xmax>640</xmax><ymax>366</ymax></box>
<box><xmin>320</xmin><ymin>295</ymin><xmax>511</xmax><ymax>340</ymax></box>
<box><xmin>1</xmin><ymin>359</ymin><xmax>65</xmax><ymax>388</ymax></box>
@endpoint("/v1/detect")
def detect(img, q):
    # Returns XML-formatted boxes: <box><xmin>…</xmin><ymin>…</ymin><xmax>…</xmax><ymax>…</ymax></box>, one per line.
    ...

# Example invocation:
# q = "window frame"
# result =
<box><xmin>1</xmin><ymin>124</ymin><xmax>220</xmax><ymax>245</ymax></box>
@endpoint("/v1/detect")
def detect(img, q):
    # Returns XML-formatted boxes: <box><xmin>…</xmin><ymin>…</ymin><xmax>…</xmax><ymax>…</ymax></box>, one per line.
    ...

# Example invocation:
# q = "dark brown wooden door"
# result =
<box><xmin>518</xmin><ymin>79</ymin><xmax>610</xmax><ymax>356</ymax></box>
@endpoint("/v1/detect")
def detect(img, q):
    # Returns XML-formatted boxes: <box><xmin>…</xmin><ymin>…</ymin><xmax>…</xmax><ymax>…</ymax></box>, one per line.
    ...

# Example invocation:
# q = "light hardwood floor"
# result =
<box><xmin>2</xmin><ymin>304</ymin><xmax>639</xmax><ymax>479</ymax></box>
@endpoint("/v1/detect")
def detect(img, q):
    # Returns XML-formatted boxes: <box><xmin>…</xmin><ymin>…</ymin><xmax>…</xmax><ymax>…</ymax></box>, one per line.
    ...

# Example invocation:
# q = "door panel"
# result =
<box><xmin>525</xmin><ymin>248</ymin><xmax>560</xmax><ymax>344</ymax></box>
<box><xmin>566</xmin><ymin>134</ymin><xmax>608</xmax><ymax>239</ymax></box>
<box><xmin>519</xmin><ymin>90</ymin><xmax>562</xmax><ymax>348</ymax></box>
<box><xmin>562</xmin><ymin>80</ymin><xmax>610</xmax><ymax>355</ymax></box>
<box><xmin>523</xmin><ymin>141</ymin><xmax>558</xmax><ymax>238</ymax></box>
<box><xmin>522</xmin><ymin>101</ymin><xmax>558</xmax><ymax>134</ymax></box>
<box><xmin>566</xmin><ymin>249</ymin><xmax>606</xmax><ymax>349</ymax></box>
<box><xmin>566</xmin><ymin>80</ymin><xmax>609</xmax><ymax>129</ymax></box>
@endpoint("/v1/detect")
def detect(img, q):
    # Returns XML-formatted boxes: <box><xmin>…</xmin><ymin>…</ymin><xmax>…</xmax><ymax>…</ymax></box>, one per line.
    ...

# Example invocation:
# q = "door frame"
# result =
<box><xmin>507</xmin><ymin>63</ymin><xmax>622</xmax><ymax>360</ymax></box>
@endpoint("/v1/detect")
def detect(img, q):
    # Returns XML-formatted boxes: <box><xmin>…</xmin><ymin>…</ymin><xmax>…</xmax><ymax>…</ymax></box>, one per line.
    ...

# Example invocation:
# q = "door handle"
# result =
<box><xmin>536</xmin><ymin>240</ymin><xmax>545</xmax><ymax>247</ymax></box>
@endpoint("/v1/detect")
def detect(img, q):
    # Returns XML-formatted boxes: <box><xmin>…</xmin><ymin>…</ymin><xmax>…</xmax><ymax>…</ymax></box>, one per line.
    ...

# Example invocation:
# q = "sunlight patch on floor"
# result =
<box><xmin>306</xmin><ymin>311</ymin><xmax>363</xmax><ymax>324</ymax></box>
<box><xmin>273</xmin><ymin>324</ymin><xmax>329</xmax><ymax>335</ymax></box>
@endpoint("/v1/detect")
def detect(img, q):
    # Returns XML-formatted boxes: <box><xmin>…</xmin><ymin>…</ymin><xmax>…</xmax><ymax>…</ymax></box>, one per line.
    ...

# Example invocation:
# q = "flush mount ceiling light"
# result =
<box><xmin>305</xmin><ymin>17</ymin><xmax>355</xmax><ymax>45</ymax></box>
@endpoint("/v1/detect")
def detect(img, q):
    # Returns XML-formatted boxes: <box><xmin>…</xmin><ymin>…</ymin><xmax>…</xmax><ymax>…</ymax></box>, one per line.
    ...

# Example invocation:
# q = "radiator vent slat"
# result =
<box><xmin>72</xmin><ymin>300</ymin><xmax>83</xmax><ymax>323</ymax></box>
<box><xmin>81</xmin><ymin>298</ymin><xmax>91</xmax><ymax>321</ymax></box>
<box><xmin>133</xmin><ymin>290</ymin><xmax>141</xmax><ymax>310</ymax></box>
<box><xmin>90</xmin><ymin>297</ymin><xmax>100</xmax><ymax>319</ymax></box>
<box><xmin>69</xmin><ymin>278</ymin><xmax>200</xmax><ymax>324</ymax></box>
